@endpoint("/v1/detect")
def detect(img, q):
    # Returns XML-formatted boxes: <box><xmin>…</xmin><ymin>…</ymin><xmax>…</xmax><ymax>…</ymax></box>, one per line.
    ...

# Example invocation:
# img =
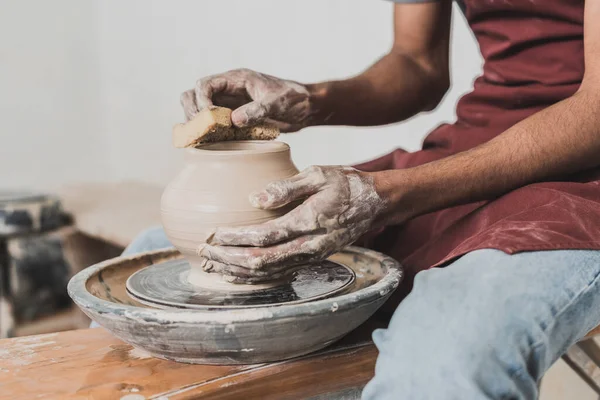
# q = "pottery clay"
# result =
<box><xmin>161</xmin><ymin>140</ymin><xmax>299</xmax><ymax>289</ymax></box>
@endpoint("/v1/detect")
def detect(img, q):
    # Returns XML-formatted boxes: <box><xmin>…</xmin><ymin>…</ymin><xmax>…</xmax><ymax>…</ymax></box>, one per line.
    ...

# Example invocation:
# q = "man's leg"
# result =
<box><xmin>362</xmin><ymin>249</ymin><xmax>600</xmax><ymax>400</ymax></box>
<box><xmin>90</xmin><ymin>227</ymin><xmax>172</xmax><ymax>328</ymax></box>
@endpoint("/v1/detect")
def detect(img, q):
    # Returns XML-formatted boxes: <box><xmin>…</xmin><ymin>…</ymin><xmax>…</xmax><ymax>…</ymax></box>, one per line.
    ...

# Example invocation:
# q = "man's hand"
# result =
<box><xmin>179</xmin><ymin>4</ymin><xmax>451</xmax><ymax>132</ymax></box>
<box><xmin>197</xmin><ymin>166</ymin><xmax>388</xmax><ymax>283</ymax></box>
<box><xmin>180</xmin><ymin>69</ymin><xmax>312</xmax><ymax>132</ymax></box>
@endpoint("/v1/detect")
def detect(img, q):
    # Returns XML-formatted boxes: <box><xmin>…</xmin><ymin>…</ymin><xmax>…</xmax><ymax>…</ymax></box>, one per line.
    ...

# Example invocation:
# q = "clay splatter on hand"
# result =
<box><xmin>198</xmin><ymin>166</ymin><xmax>387</xmax><ymax>283</ymax></box>
<box><xmin>181</xmin><ymin>68</ymin><xmax>312</xmax><ymax>132</ymax></box>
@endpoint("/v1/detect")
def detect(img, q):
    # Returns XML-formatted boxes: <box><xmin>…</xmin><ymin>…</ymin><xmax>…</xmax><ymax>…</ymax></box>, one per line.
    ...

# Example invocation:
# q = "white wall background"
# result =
<box><xmin>1</xmin><ymin>0</ymin><xmax>482</xmax><ymax>191</ymax></box>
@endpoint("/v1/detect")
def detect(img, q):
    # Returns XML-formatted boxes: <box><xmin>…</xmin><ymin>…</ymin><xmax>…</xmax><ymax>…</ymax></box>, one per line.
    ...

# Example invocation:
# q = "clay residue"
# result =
<box><xmin>180</xmin><ymin>68</ymin><xmax>313</xmax><ymax>133</ymax></box>
<box><xmin>0</xmin><ymin>333</ymin><xmax>58</xmax><ymax>367</ymax></box>
<box><xmin>199</xmin><ymin>166</ymin><xmax>387</xmax><ymax>283</ymax></box>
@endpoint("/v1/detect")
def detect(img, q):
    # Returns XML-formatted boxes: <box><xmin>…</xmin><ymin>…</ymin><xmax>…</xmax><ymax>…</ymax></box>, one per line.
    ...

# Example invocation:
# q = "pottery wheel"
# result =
<box><xmin>126</xmin><ymin>259</ymin><xmax>355</xmax><ymax>309</ymax></box>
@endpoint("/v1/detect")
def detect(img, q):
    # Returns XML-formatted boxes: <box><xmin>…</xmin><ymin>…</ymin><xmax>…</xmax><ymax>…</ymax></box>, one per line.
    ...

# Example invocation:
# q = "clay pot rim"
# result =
<box><xmin>188</xmin><ymin>140</ymin><xmax>290</xmax><ymax>156</ymax></box>
<box><xmin>68</xmin><ymin>246</ymin><xmax>404</xmax><ymax>326</ymax></box>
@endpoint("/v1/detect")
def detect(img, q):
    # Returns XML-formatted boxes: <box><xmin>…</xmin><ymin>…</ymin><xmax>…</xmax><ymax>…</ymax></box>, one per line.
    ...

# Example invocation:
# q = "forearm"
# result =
<box><xmin>306</xmin><ymin>51</ymin><xmax>449</xmax><ymax>127</ymax></box>
<box><xmin>374</xmin><ymin>88</ymin><xmax>600</xmax><ymax>224</ymax></box>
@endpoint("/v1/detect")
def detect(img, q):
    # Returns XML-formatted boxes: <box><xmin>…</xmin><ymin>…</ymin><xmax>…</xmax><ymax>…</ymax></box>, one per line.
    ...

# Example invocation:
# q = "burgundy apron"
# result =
<box><xmin>357</xmin><ymin>0</ymin><xmax>600</xmax><ymax>287</ymax></box>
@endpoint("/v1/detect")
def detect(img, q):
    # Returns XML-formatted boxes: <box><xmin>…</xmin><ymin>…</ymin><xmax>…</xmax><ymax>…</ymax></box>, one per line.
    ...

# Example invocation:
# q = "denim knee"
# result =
<box><xmin>398</xmin><ymin>253</ymin><xmax>549</xmax><ymax>375</ymax></box>
<box><xmin>122</xmin><ymin>226</ymin><xmax>172</xmax><ymax>256</ymax></box>
<box><xmin>363</xmin><ymin>250</ymin><xmax>545</xmax><ymax>399</ymax></box>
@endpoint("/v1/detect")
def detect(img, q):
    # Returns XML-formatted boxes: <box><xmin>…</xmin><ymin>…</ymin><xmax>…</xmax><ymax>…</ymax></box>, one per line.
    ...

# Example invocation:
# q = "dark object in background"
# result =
<box><xmin>0</xmin><ymin>191</ymin><xmax>66</xmax><ymax>236</ymax></box>
<box><xmin>8</xmin><ymin>234</ymin><xmax>72</xmax><ymax>322</ymax></box>
<box><xmin>0</xmin><ymin>191</ymin><xmax>74</xmax><ymax>337</ymax></box>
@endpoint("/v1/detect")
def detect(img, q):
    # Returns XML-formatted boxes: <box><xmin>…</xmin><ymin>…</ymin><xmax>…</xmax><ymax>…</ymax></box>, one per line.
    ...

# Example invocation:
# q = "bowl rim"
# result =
<box><xmin>186</xmin><ymin>140</ymin><xmax>290</xmax><ymax>156</ymax></box>
<box><xmin>68</xmin><ymin>246</ymin><xmax>403</xmax><ymax>326</ymax></box>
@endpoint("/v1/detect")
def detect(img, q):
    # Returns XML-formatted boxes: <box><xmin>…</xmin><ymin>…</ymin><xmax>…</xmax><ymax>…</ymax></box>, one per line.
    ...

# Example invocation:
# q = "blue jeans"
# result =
<box><xmin>98</xmin><ymin>227</ymin><xmax>600</xmax><ymax>400</ymax></box>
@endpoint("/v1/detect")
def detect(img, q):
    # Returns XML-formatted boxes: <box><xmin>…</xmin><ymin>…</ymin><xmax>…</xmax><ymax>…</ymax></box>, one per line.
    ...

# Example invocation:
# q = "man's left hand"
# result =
<box><xmin>197</xmin><ymin>166</ymin><xmax>388</xmax><ymax>283</ymax></box>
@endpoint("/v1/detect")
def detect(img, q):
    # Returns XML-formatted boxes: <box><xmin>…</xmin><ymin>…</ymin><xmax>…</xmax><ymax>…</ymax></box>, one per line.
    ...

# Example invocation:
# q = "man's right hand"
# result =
<box><xmin>181</xmin><ymin>68</ymin><xmax>312</xmax><ymax>132</ymax></box>
<box><xmin>181</xmin><ymin>3</ymin><xmax>450</xmax><ymax>131</ymax></box>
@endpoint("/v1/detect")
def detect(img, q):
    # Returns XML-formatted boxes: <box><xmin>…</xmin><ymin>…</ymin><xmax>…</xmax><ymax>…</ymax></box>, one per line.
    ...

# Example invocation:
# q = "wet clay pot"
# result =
<box><xmin>161</xmin><ymin>141</ymin><xmax>299</xmax><ymax>290</ymax></box>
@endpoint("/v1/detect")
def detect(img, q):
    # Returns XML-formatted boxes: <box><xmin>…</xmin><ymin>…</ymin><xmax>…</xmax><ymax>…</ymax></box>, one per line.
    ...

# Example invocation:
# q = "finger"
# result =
<box><xmin>209</xmin><ymin>261</ymin><xmax>305</xmax><ymax>284</ymax></box>
<box><xmin>203</xmin><ymin>260</ymin><xmax>274</xmax><ymax>284</ymax></box>
<box><xmin>220</xmin><ymin>274</ymin><xmax>272</xmax><ymax>284</ymax></box>
<box><xmin>208</xmin><ymin>204</ymin><xmax>319</xmax><ymax>247</ymax></box>
<box><xmin>200</xmin><ymin>234</ymin><xmax>327</xmax><ymax>271</ymax></box>
<box><xmin>195</xmin><ymin>76</ymin><xmax>229</xmax><ymax>110</ymax></box>
<box><xmin>205</xmin><ymin>260</ymin><xmax>270</xmax><ymax>279</ymax></box>
<box><xmin>231</xmin><ymin>101</ymin><xmax>272</xmax><ymax>127</ymax></box>
<box><xmin>180</xmin><ymin>89</ymin><xmax>199</xmax><ymax>121</ymax></box>
<box><xmin>250</xmin><ymin>169</ymin><xmax>324</xmax><ymax>210</ymax></box>
<box><xmin>212</xmin><ymin>93</ymin><xmax>252</xmax><ymax>110</ymax></box>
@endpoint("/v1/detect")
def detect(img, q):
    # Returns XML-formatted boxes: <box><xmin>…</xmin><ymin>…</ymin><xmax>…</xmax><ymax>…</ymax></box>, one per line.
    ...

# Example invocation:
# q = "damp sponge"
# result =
<box><xmin>172</xmin><ymin>106</ymin><xmax>280</xmax><ymax>148</ymax></box>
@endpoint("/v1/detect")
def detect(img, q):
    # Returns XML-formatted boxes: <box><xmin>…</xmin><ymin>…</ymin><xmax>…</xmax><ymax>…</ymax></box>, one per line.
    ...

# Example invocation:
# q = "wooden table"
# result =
<box><xmin>0</xmin><ymin>326</ymin><xmax>379</xmax><ymax>399</ymax></box>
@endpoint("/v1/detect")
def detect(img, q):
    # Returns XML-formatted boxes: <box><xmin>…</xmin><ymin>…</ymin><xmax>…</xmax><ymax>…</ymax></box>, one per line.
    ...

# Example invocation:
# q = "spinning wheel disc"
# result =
<box><xmin>126</xmin><ymin>258</ymin><xmax>355</xmax><ymax>309</ymax></box>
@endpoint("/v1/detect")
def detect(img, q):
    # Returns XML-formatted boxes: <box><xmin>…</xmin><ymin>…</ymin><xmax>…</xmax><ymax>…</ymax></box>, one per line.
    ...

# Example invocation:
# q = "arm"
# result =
<box><xmin>196</xmin><ymin>2</ymin><xmax>600</xmax><ymax>281</ymax></box>
<box><xmin>308</xmin><ymin>2</ymin><xmax>452</xmax><ymax>126</ymax></box>
<box><xmin>183</xmin><ymin>3</ymin><xmax>452</xmax><ymax>131</ymax></box>
<box><xmin>375</xmin><ymin>0</ymin><xmax>600</xmax><ymax>225</ymax></box>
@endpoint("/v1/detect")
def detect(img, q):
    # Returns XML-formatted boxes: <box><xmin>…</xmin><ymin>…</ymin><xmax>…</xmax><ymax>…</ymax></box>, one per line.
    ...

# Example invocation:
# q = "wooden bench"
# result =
<box><xmin>0</xmin><ymin>323</ymin><xmax>379</xmax><ymax>399</ymax></box>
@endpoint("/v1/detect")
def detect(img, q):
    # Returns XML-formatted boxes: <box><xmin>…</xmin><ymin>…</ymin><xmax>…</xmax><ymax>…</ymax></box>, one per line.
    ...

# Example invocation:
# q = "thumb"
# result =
<box><xmin>231</xmin><ymin>101</ymin><xmax>271</xmax><ymax>127</ymax></box>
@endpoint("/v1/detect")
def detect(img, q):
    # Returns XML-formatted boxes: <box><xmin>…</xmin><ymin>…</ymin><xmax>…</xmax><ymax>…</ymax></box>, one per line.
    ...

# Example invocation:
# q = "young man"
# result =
<box><xmin>133</xmin><ymin>1</ymin><xmax>600</xmax><ymax>398</ymax></box>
